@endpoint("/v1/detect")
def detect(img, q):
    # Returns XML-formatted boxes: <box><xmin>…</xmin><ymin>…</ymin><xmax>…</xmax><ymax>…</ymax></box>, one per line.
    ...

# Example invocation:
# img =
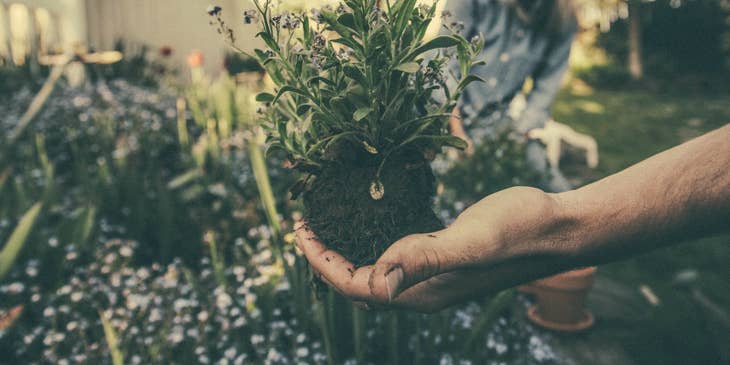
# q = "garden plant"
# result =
<box><xmin>213</xmin><ymin>0</ymin><xmax>485</xmax><ymax>266</ymax></box>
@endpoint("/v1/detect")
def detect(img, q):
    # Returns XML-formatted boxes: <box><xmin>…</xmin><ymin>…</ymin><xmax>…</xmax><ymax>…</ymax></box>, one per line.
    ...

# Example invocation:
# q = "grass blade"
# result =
<box><xmin>0</xmin><ymin>202</ymin><xmax>42</xmax><ymax>281</ymax></box>
<box><xmin>0</xmin><ymin>168</ymin><xmax>11</xmax><ymax>194</ymax></box>
<box><xmin>99</xmin><ymin>311</ymin><xmax>124</xmax><ymax>365</ymax></box>
<box><xmin>461</xmin><ymin>289</ymin><xmax>515</xmax><ymax>355</ymax></box>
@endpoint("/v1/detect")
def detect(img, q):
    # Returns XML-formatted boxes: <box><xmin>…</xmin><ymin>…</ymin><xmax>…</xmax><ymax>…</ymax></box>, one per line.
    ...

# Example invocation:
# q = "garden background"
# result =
<box><xmin>1</xmin><ymin>0</ymin><xmax>729</xmax><ymax>364</ymax></box>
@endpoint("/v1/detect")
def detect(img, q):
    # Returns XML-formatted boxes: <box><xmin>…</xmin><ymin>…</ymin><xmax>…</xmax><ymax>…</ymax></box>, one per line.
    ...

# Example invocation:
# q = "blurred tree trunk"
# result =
<box><xmin>628</xmin><ymin>0</ymin><xmax>643</xmax><ymax>79</ymax></box>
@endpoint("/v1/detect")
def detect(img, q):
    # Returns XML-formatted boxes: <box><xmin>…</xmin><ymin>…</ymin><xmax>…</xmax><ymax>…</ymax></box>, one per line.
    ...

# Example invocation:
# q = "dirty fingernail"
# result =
<box><xmin>384</xmin><ymin>267</ymin><xmax>404</xmax><ymax>302</ymax></box>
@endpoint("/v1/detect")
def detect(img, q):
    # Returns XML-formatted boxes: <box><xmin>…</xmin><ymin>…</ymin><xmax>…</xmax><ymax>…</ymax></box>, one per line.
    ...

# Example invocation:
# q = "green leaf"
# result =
<box><xmin>0</xmin><ymin>202</ymin><xmax>42</xmax><ymax>281</ymax></box>
<box><xmin>302</xmin><ymin>15</ymin><xmax>310</xmax><ymax>42</ymax></box>
<box><xmin>457</xmin><ymin>75</ymin><xmax>486</xmax><ymax>91</ymax></box>
<box><xmin>254</xmin><ymin>49</ymin><xmax>270</xmax><ymax>62</ymax></box>
<box><xmin>307</xmin><ymin>76</ymin><xmax>336</xmax><ymax>86</ymax></box>
<box><xmin>0</xmin><ymin>168</ymin><xmax>11</xmax><ymax>194</ymax></box>
<box><xmin>256</xmin><ymin>31</ymin><xmax>280</xmax><ymax>52</ymax></box>
<box><xmin>337</xmin><ymin>13</ymin><xmax>357</xmax><ymax>31</ymax></box>
<box><xmin>403</xmin><ymin>135</ymin><xmax>468</xmax><ymax>150</ymax></box>
<box><xmin>167</xmin><ymin>169</ymin><xmax>204</xmax><ymax>189</ymax></box>
<box><xmin>265</xmin><ymin>141</ymin><xmax>285</xmax><ymax>159</ymax></box>
<box><xmin>458</xmin><ymin>43</ymin><xmax>470</xmax><ymax>79</ymax></box>
<box><xmin>272</xmin><ymin>85</ymin><xmax>308</xmax><ymax>104</ymax></box>
<box><xmin>404</xmin><ymin>35</ymin><xmax>461</xmax><ymax>61</ymax></box>
<box><xmin>100</xmin><ymin>311</ymin><xmax>125</xmax><ymax>365</ymax></box>
<box><xmin>438</xmin><ymin>135</ymin><xmax>469</xmax><ymax>149</ymax></box>
<box><xmin>331</xmin><ymin>38</ymin><xmax>364</xmax><ymax>54</ymax></box>
<box><xmin>296</xmin><ymin>104</ymin><xmax>312</xmax><ymax>116</ymax></box>
<box><xmin>75</xmin><ymin>205</ymin><xmax>97</xmax><ymax>249</ymax></box>
<box><xmin>256</xmin><ymin>92</ymin><xmax>275</xmax><ymax>102</ymax></box>
<box><xmin>393</xmin><ymin>62</ymin><xmax>421</xmax><ymax>73</ymax></box>
<box><xmin>320</xmin><ymin>10</ymin><xmax>353</xmax><ymax>37</ymax></box>
<box><xmin>277</xmin><ymin>120</ymin><xmax>288</xmax><ymax>140</ymax></box>
<box><xmin>343</xmin><ymin>65</ymin><xmax>367</xmax><ymax>86</ymax></box>
<box><xmin>353</xmin><ymin>107</ymin><xmax>373</xmax><ymax>121</ymax></box>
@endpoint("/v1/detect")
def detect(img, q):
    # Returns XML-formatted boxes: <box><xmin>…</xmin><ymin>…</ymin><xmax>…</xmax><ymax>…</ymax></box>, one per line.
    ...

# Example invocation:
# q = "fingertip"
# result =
<box><xmin>293</xmin><ymin>220</ymin><xmax>307</xmax><ymax>231</ymax></box>
<box><xmin>294</xmin><ymin>227</ymin><xmax>324</xmax><ymax>259</ymax></box>
<box><xmin>368</xmin><ymin>263</ymin><xmax>403</xmax><ymax>304</ymax></box>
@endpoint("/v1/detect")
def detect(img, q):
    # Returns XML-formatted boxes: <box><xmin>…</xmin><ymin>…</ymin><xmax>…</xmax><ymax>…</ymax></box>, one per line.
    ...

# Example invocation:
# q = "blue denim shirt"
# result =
<box><xmin>445</xmin><ymin>0</ymin><xmax>575</xmax><ymax>134</ymax></box>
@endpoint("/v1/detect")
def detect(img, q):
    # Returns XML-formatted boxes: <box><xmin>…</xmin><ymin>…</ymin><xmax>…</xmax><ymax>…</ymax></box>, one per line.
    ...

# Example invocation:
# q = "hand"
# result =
<box><xmin>295</xmin><ymin>187</ymin><xmax>576</xmax><ymax>312</ymax></box>
<box><xmin>448</xmin><ymin>107</ymin><xmax>475</xmax><ymax>157</ymax></box>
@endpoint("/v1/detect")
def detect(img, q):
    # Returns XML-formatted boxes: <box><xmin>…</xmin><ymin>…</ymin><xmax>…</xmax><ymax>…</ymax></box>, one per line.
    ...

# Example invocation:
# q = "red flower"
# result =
<box><xmin>187</xmin><ymin>50</ymin><xmax>204</xmax><ymax>68</ymax></box>
<box><xmin>160</xmin><ymin>46</ymin><xmax>173</xmax><ymax>57</ymax></box>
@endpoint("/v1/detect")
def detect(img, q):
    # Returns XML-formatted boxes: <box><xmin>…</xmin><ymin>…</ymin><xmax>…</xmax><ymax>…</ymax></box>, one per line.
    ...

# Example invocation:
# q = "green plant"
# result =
<box><xmin>99</xmin><ymin>310</ymin><xmax>124</xmax><ymax>365</ymax></box>
<box><xmin>249</xmin><ymin>0</ymin><xmax>482</xmax><ymax>183</ymax></box>
<box><xmin>0</xmin><ymin>203</ymin><xmax>43</xmax><ymax>282</ymax></box>
<box><xmin>213</xmin><ymin>0</ymin><xmax>484</xmax><ymax>266</ymax></box>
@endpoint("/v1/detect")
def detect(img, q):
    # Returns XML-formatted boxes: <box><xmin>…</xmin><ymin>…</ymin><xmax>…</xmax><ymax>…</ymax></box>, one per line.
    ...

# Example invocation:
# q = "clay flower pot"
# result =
<box><xmin>523</xmin><ymin>267</ymin><xmax>597</xmax><ymax>332</ymax></box>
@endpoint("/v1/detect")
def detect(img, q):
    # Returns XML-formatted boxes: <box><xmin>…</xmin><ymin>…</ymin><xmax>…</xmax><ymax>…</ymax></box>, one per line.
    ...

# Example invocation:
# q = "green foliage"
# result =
<box><xmin>596</xmin><ymin>0</ymin><xmax>730</xmax><ymax>82</ymax></box>
<box><xmin>240</xmin><ymin>0</ymin><xmax>484</xmax><ymax>176</ymax></box>
<box><xmin>0</xmin><ymin>203</ymin><xmax>43</xmax><ymax>282</ymax></box>
<box><xmin>0</xmin><ymin>79</ymin><xmax>285</xmax><ymax>271</ymax></box>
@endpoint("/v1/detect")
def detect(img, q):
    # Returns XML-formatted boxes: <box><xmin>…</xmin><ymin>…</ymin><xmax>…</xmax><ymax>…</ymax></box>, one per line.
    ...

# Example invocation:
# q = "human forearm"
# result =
<box><xmin>552</xmin><ymin>124</ymin><xmax>730</xmax><ymax>266</ymax></box>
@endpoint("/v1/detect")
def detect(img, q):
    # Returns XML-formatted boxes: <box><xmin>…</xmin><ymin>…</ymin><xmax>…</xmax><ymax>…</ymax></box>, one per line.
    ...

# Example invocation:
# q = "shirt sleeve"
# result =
<box><xmin>514</xmin><ymin>29</ymin><xmax>575</xmax><ymax>134</ymax></box>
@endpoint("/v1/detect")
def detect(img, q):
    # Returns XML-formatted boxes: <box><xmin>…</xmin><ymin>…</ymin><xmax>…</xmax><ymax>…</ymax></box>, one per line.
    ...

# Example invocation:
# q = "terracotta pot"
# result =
<box><xmin>525</xmin><ymin>267</ymin><xmax>596</xmax><ymax>332</ymax></box>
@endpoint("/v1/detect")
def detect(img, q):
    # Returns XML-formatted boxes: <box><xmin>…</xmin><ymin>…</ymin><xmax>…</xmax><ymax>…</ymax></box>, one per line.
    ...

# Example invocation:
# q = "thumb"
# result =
<box><xmin>367</xmin><ymin>230</ymin><xmax>461</xmax><ymax>304</ymax></box>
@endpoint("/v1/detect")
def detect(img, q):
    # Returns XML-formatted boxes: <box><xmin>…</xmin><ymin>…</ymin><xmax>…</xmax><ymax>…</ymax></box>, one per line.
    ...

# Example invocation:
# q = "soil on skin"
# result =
<box><xmin>303</xmin><ymin>148</ymin><xmax>443</xmax><ymax>267</ymax></box>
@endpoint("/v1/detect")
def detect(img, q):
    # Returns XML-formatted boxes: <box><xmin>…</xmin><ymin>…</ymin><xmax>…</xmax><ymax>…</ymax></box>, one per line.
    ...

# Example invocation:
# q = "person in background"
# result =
<box><xmin>445</xmin><ymin>0</ymin><xmax>577</xmax><ymax>192</ymax></box>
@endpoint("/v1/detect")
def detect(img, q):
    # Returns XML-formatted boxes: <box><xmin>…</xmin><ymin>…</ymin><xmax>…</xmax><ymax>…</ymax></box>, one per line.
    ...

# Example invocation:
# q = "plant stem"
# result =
<box><xmin>461</xmin><ymin>289</ymin><xmax>515</xmax><ymax>355</ymax></box>
<box><xmin>352</xmin><ymin>304</ymin><xmax>365</xmax><ymax>363</ymax></box>
<box><xmin>207</xmin><ymin>231</ymin><xmax>226</xmax><ymax>287</ymax></box>
<box><xmin>247</xmin><ymin>131</ymin><xmax>281</xmax><ymax>239</ymax></box>
<box><xmin>388</xmin><ymin>312</ymin><xmax>399</xmax><ymax>365</ymax></box>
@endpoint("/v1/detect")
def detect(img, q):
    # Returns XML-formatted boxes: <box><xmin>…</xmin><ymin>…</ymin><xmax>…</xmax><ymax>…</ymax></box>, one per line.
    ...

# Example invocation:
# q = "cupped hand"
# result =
<box><xmin>295</xmin><ymin>187</ymin><xmax>576</xmax><ymax>312</ymax></box>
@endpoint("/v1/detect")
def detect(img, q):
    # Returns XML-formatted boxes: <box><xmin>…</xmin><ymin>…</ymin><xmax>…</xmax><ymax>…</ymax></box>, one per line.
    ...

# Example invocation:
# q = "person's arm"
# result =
<box><xmin>448</xmin><ymin>107</ymin><xmax>474</xmax><ymax>156</ymax></box>
<box><xmin>552</xmin><ymin>124</ymin><xmax>730</xmax><ymax>266</ymax></box>
<box><xmin>295</xmin><ymin>124</ymin><xmax>730</xmax><ymax>312</ymax></box>
<box><xmin>514</xmin><ymin>30</ymin><xmax>574</xmax><ymax>134</ymax></box>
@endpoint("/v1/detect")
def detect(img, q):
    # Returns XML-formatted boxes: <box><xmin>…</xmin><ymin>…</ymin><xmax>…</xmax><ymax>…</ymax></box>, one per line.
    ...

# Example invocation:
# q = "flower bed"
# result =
<box><xmin>1</xmin><ymin>68</ymin><xmax>557</xmax><ymax>364</ymax></box>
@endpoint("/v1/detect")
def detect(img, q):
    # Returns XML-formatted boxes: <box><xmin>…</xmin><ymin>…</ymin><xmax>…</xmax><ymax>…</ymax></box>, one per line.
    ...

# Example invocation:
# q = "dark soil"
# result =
<box><xmin>302</xmin><ymin>148</ymin><xmax>443</xmax><ymax>266</ymax></box>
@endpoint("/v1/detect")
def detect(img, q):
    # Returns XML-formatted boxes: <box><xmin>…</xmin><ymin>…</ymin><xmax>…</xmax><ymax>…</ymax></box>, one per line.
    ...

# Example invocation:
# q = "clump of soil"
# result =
<box><xmin>302</xmin><ymin>147</ymin><xmax>443</xmax><ymax>266</ymax></box>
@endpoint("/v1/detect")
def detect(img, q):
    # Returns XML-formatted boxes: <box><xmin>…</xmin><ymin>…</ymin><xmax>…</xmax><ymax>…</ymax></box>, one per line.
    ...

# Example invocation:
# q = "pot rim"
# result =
<box><xmin>532</xmin><ymin>266</ymin><xmax>597</xmax><ymax>291</ymax></box>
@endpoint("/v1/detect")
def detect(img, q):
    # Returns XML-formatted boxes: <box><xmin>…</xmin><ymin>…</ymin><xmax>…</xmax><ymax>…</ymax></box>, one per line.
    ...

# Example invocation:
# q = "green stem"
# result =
<box><xmin>247</xmin><ymin>132</ymin><xmax>296</xmax><ymax>290</ymax></box>
<box><xmin>208</xmin><ymin>232</ymin><xmax>226</xmax><ymax>287</ymax></box>
<box><xmin>315</xmin><ymin>290</ymin><xmax>337</xmax><ymax>365</ymax></box>
<box><xmin>388</xmin><ymin>312</ymin><xmax>399</xmax><ymax>365</ymax></box>
<box><xmin>247</xmin><ymin>134</ymin><xmax>282</xmax><ymax>239</ymax></box>
<box><xmin>461</xmin><ymin>289</ymin><xmax>515</xmax><ymax>355</ymax></box>
<box><xmin>353</xmin><ymin>304</ymin><xmax>365</xmax><ymax>363</ymax></box>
